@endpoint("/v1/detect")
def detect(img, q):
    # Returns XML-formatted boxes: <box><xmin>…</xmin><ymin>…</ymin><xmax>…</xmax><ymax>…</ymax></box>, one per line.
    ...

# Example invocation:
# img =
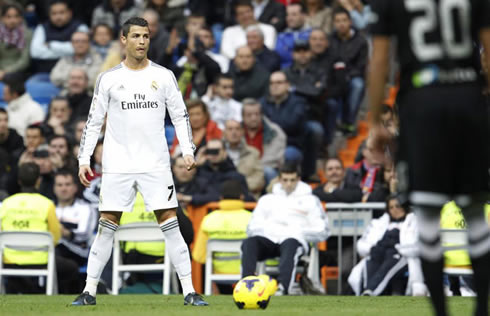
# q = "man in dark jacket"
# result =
<box><xmin>228</xmin><ymin>46</ymin><xmax>270</xmax><ymax>101</ymax></box>
<box><xmin>172</xmin><ymin>156</ymin><xmax>220</xmax><ymax>207</ymax></box>
<box><xmin>246</xmin><ymin>25</ymin><xmax>281</xmax><ymax>73</ymax></box>
<box><xmin>64</xmin><ymin>68</ymin><xmax>92</xmax><ymax>122</ymax></box>
<box><xmin>196</xmin><ymin>139</ymin><xmax>255</xmax><ymax>201</ymax></box>
<box><xmin>328</xmin><ymin>7</ymin><xmax>368</xmax><ymax>136</ymax></box>
<box><xmin>143</xmin><ymin>9</ymin><xmax>169</xmax><ymax>66</ymax></box>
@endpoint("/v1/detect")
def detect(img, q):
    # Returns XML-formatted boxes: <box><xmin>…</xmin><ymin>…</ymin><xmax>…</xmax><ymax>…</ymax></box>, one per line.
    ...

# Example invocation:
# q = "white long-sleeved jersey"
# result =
<box><xmin>78</xmin><ymin>61</ymin><xmax>195</xmax><ymax>173</ymax></box>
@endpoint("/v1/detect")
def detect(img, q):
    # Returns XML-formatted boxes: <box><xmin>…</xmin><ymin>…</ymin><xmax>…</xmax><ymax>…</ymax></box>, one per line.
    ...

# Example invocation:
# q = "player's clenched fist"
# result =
<box><xmin>183</xmin><ymin>155</ymin><xmax>196</xmax><ymax>171</ymax></box>
<box><xmin>79</xmin><ymin>164</ymin><xmax>93</xmax><ymax>187</ymax></box>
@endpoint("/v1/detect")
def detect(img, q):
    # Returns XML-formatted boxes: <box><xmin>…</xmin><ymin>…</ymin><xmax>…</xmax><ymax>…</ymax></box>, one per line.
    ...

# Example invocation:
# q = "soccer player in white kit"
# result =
<box><xmin>72</xmin><ymin>17</ymin><xmax>208</xmax><ymax>306</ymax></box>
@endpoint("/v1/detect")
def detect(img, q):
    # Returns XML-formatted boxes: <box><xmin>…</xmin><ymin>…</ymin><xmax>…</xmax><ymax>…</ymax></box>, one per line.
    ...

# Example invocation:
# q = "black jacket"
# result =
<box><xmin>328</xmin><ymin>29</ymin><xmax>368</xmax><ymax>79</ymax></box>
<box><xmin>174</xmin><ymin>176</ymin><xmax>220</xmax><ymax>206</ymax></box>
<box><xmin>228</xmin><ymin>63</ymin><xmax>270</xmax><ymax>101</ymax></box>
<box><xmin>255</xmin><ymin>47</ymin><xmax>281</xmax><ymax>73</ymax></box>
<box><xmin>258</xmin><ymin>0</ymin><xmax>287</xmax><ymax>32</ymax></box>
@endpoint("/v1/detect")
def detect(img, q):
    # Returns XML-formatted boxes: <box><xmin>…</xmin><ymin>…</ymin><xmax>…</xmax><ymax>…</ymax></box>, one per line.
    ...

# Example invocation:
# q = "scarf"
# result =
<box><xmin>0</xmin><ymin>23</ymin><xmax>25</xmax><ymax>50</ymax></box>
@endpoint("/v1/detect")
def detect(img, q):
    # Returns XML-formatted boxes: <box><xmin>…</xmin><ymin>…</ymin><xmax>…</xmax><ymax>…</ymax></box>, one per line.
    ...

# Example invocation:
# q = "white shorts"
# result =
<box><xmin>99</xmin><ymin>171</ymin><xmax>178</xmax><ymax>212</ymax></box>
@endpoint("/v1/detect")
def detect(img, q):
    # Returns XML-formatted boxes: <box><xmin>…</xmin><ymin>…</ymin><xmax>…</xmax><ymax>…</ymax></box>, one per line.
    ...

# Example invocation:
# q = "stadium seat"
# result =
<box><xmin>112</xmin><ymin>222</ymin><xmax>174</xmax><ymax>295</ymax></box>
<box><xmin>0</xmin><ymin>231</ymin><xmax>58</xmax><ymax>295</ymax></box>
<box><xmin>25</xmin><ymin>81</ymin><xmax>60</xmax><ymax>112</ymax></box>
<box><xmin>204</xmin><ymin>239</ymin><xmax>243</xmax><ymax>296</ymax></box>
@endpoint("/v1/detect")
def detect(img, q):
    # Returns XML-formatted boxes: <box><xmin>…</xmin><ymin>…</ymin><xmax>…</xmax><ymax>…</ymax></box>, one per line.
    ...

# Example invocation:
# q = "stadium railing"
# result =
<box><xmin>112</xmin><ymin>222</ymin><xmax>174</xmax><ymax>295</ymax></box>
<box><xmin>0</xmin><ymin>231</ymin><xmax>57</xmax><ymax>295</ymax></box>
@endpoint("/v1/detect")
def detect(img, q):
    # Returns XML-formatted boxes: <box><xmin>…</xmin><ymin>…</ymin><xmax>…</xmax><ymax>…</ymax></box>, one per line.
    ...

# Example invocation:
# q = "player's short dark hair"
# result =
<box><xmin>279</xmin><ymin>162</ymin><xmax>301</xmax><ymax>176</ymax></box>
<box><xmin>234</xmin><ymin>0</ymin><xmax>253</xmax><ymax>11</ymax></box>
<box><xmin>221</xmin><ymin>179</ymin><xmax>243</xmax><ymax>200</ymax></box>
<box><xmin>121</xmin><ymin>17</ymin><xmax>149</xmax><ymax>37</ymax></box>
<box><xmin>333</xmin><ymin>7</ymin><xmax>351</xmax><ymax>20</ymax></box>
<box><xmin>18</xmin><ymin>162</ymin><xmax>40</xmax><ymax>188</ymax></box>
<box><xmin>1</xmin><ymin>2</ymin><xmax>23</xmax><ymax>16</ymax></box>
<box><xmin>2</xmin><ymin>73</ymin><xmax>26</xmax><ymax>96</ymax></box>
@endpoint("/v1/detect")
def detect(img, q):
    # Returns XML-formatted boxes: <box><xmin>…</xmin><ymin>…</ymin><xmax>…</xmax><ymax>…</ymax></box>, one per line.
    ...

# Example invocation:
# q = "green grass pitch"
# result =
<box><xmin>0</xmin><ymin>295</ymin><xmax>476</xmax><ymax>316</ymax></box>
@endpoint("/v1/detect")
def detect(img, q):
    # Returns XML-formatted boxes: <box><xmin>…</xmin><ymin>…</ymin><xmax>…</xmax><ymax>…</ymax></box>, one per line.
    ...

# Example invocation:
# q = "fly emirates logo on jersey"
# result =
<box><xmin>121</xmin><ymin>93</ymin><xmax>159</xmax><ymax>110</ymax></box>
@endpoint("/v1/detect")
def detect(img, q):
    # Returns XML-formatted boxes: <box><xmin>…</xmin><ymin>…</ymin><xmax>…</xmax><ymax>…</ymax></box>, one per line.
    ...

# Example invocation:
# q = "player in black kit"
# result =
<box><xmin>368</xmin><ymin>1</ymin><xmax>490</xmax><ymax>316</ymax></box>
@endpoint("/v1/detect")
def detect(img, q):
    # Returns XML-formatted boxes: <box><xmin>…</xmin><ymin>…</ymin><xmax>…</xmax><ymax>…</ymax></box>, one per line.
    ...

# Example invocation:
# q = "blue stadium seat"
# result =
<box><xmin>25</xmin><ymin>81</ymin><xmax>60</xmax><ymax>113</ymax></box>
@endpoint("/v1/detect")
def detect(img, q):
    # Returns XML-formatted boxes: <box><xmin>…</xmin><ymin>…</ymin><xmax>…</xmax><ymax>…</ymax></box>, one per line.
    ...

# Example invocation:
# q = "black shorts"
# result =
<box><xmin>396</xmin><ymin>85</ymin><xmax>489</xmax><ymax>196</ymax></box>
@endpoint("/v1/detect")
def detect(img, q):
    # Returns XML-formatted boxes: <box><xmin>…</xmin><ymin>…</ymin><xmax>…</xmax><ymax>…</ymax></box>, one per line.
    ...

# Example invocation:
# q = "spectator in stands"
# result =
<box><xmin>202</xmin><ymin>74</ymin><xmax>242</xmax><ymax>130</ymax></box>
<box><xmin>32</xmin><ymin>145</ymin><xmax>56</xmax><ymax>201</ymax></box>
<box><xmin>197</xmin><ymin>138</ymin><xmax>255</xmax><ymax>201</ymax></box>
<box><xmin>170</xmin><ymin>99</ymin><xmax>222</xmax><ymax>157</ymax></box>
<box><xmin>173</xmin><ymin>155</ymin><xmax>220</xmax><ymax>208</ymax></box>
<box><xmin>309</xmin><ymin>28</ymin><xmax>331</xmax><ymax>68</ymax></box>
<box><xmin>71</xmin><ymin>117</ymin><xmax>86</xmax><ymax>147</ymax></box>
<box><xmin>343</xmin><ymin>135</ymin><xmax>387</xmax><ymax>203</ymax></box>
<box><xmin>261</xmin><ymin>71</ymin><xmax>322</xmax><ymax>180</ymax></box>
<box><xmin>242</xmin><ymin>98</ymin><xmax>286</xmax><ymax>183</ymax></box>
<box><xmin>223</xmin><ymin>119</ymin><xmax>264</xmax><ymax>196</ymax></box>
<box><xmin>192</xmin><ymin>179</ymin><xmax>252</xmax><ymax>294</ymax></box>
<box><xmin>220</xmin><ymin>0</ymin><xmax>276</xmax><ymax>60</ymax></box>
<box><xmin>335</xmin><ymin>0</ymin><xmax>371</xmax><ymax>31</ymax></box>
<box><xmin>18</xmin><ymin>124</ymin><xmax>45</xmax><ymax>166</ymax></box>
<box><xmin>313</xmin><ymin>157</ymin><xmax>349</xmax><ymax>202</ymax></box>
<box><xmin>91</xmin><ymin>0</ymin><xmax>142</xmax><ymax>38</ymax></box>
<box><xmin>380</xmin><ymin>104</ymin><xmax>398</xmax><ymax>136</ymax></box>
<box><xmin>142</xmin><ymin>9</ymin><xmax>169</xmax><ymax>65</ymax></box>
<box><xmin>145</xmin><ymin>0</ymin><xmax>187</xmax><ymax>36</ymax></box>
<box><xmin>275</xmin><ymin>2</ymin><xmax>311</xmax><ymax>68</ymax></box>
<box><xmin>197</xmin><ymin>26</ymin><xmax>230</xmax><ymax>73</ymax></box>
<box><xmin>99</xmin><ymin>30</ymin><xmax>125</xmax><ymax>72</ymax></box>
<box><xmin>0</xmin><ymin>162</ymin><xmax>79</xmax><ymax>294</ymax></box>
<box><xmin>0</xmin><ymin>2</ymin><xmax>32</xmax><ymax>80</ymax></box>
<box><xmin>246</xmin><ymin>25</ymin><xmax>280</xmax><ymax>72</ymax></box>
<box><xmin>62</xmin><ymin>68</ymin><xmax>92</xmax><ymax>121</ymax></box>
<box><xmin>50</xmin><ymin>31</ymin><xmax>102</xmax><ymax>90</ymax></box>
<box><xmin>171</xmin><ymin>31</ymin><xmax>221</xmax><ymax>99</ymax></box>
<box><xmin>228</xmin><ymin>46</ymin><xmax>270</xmax><ymax>101</ymax></box>
<box><xmin>3</xmin><ymin>73</ymin><xmax>45</xmax><ymax>137</ymax></box>
<box><xmin>91</xmin><ymin>23</ymin><xmax>113</xmax><ymax>60</ymax></box>
<box><xmin>349</xmin><ymin>195</ymin><xmax>424</xmax><ymax>296</ymax></box>
<box><xmin>252</xmin><ymin>0</ymin><xmax>286</xmax><ymax>32</ymax></box>
<box><xmin>48</xmin><ymin>134</ymin><xmax>77</xmax><ymax>172</ymax></box>
<box><xmin>241</xmin><ymin>163</ymin><xmax>329</xmax><ymax>295</ymax></box>
<box><xmin>0</xmin><ymin>108</ymin><xmax>24</xmax><ymax>166</ymax></box>
<box><xmin>328</xmin><ymin>7</ymin><xmax>368</xmax><ymax>136</ymax></box>
<box><xmin>304</xmin><ymin>0</ymin><xmax>333</xmax><ymax>34</ymax></box>
<box><xmin>30</xmin><ymin>0</ymin><xmax>89</xmax><ymax>74</ymax></box>
<box><xmin>54</xmin><ymin>169</ymin><xmax>97</xmax><ymax>269</ymax></box>
<box><xmin>44</xmin><ymin>96</ymin><xmax>72</xmax><ymax>137</ymax></box>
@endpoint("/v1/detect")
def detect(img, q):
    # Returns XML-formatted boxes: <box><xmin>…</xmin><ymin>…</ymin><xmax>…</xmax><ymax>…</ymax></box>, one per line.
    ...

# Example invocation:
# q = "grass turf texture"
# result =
<box><xmin>0</xmin><ymin>295</ymin><xmax>475</xmax><ymax>316</ymax></box>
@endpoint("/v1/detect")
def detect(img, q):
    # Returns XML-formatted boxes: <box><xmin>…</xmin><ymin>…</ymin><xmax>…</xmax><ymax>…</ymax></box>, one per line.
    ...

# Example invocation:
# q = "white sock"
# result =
<box><xmin>83</xmin><ymin>219</ymin><xmax>118</xmax><ymax>296</ymax></box>
<box><xmin>160</xmin><ymin>217</ymin><xmax>195</xmax><ymax>296</ymax></box>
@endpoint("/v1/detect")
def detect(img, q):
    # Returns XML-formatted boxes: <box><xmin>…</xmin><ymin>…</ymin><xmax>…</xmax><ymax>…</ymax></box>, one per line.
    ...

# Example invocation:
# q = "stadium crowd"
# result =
<box><xmin>0</xmin><ymin>0</ymin><xmax>487</xmax><ymax>297</ymax></box>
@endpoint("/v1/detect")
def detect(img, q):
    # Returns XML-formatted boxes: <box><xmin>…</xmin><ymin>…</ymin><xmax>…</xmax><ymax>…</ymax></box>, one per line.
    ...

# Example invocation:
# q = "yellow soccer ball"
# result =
<box><xmin>258</xmin><ymin>274</ymin><xmax>278</xmax><ymax>296</ymax></box>
<box><xmin>233</xmin><ymin>276</ymin><xmax>271</xmax><ymax>309</ymax></box>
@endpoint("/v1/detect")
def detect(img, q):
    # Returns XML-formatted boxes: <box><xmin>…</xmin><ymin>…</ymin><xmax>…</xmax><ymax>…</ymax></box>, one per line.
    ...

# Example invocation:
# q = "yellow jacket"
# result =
<box><xmin>192</xmin><ymin>200</ymin><xmax>251</xmax><ymax>274</ymax></box>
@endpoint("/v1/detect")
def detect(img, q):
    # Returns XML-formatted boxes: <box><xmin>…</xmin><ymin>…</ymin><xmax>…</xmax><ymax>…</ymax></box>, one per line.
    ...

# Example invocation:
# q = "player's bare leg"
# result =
<box><xmin>155</xmin><ymin>208</ymin><xmax>208</xmax><ymax>306</ymax></box>
<box><xmin>72</xmin><ymin>211</ymin><xmax>122</xmax><ymax>306</ymax></box>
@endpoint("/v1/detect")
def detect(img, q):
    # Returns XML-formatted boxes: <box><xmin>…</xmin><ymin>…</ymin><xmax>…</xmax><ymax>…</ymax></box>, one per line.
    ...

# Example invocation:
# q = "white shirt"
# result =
<box><xmin>78</xmin><ymin>61</ymin><xmax>195</xmax><ymax>173</ymax></box>
<box><xmin>220</xmin><ymin>23</ymin><xmax>277</xmax><ymax>59</ymax></box>
<box><xmin>201</xmin><ymin>95</ymin><xmax>242</xmax><ymax>130</ymax></box>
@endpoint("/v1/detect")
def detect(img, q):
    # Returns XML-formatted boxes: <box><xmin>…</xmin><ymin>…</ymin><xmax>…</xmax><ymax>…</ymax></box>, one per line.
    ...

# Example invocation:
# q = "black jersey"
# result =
<box><xmin>370</xmin><ymin>0</ymin><xmax>490</xmax><ymax>92</ymax></box>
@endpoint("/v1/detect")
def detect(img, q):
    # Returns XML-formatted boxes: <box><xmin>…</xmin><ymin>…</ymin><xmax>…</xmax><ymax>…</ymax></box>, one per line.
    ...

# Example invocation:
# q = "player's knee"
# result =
<box><xmin>154</xmin><ymin>208</ymin><xmax>177</xmax><ymax>223</ymax></box>
<box><xmin>99</xmin><ymin>212</ymin><xmax>121</xmax><ymax>226</ymax></box>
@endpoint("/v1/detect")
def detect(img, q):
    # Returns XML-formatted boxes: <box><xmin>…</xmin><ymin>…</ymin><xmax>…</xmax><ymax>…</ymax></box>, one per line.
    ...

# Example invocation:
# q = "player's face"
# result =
<box><xmin>54</xmin><ymin>175</ymin><xmax>77</xmax><ymax>202</ymax></box>
<box><xmin>279</xmin><ymin>172</ymin><xmax>299</xmax><ymax>195</ymax></box>
<box><xmin>0</xmin><ymin>112</ymin><xmax>8</xmax><ymax>135</ymax></box>
<box><xmin>216</xmin><ymin>78</ymin><xmax>234</xmax><ymax>99</ymax></box>
<box><xmin>388</xmin><ymin>198</ymin><xmax>406</xmax><ymax>220</ymax></box>
<box><xmin>242</xmin><ymin>105</ymin><xmax>261</xmax><ymax>130</ymax></box>
<box><xmin>122</xmin><ymin>25</ymin><xmax>150</xmax><ymax>61</ymax></box>
<box><xmin>325</xmin><ymin>159</ymin><xmax>344</xmax><ymax>185</ymax></box>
